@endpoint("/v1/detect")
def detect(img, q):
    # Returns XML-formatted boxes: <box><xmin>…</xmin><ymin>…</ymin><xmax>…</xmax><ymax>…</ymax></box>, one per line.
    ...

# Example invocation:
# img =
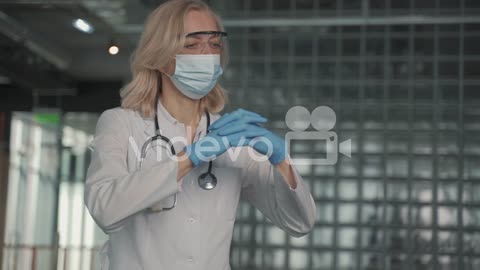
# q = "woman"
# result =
<box><xmin>84</xmin><ymin>0</ymin><xmax>316</xmax><ymax>269</ymax></box>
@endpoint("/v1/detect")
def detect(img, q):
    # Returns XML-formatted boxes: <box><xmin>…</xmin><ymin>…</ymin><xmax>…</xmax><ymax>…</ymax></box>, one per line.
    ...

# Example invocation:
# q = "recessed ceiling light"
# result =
<box><xmin>107</xmin><ymin>39</ymin><xmax>119</xmax><ymax>55</ymax></box>
<box><xmin>72</xmin><ymin>18</ymin><xmax>94</xmax><ymax>34</ymax></box>
<box><xmin>108</xmin><ymin>45</ymin><xmax>119</xmax><ymax>55</ymax></box>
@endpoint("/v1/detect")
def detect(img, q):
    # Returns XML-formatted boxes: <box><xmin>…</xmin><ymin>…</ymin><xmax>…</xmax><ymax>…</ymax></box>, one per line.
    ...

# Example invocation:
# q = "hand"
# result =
<box><xmin>216</xmin><ymin>124</ymin><xmax>287</xmax><ymax>165</ymax></box>
<box><xmin>209</xmin><ymin>109</ymin><xmax>287</xmax><ymax>165</ymax></box>
<box><xmin>185</xmin><ymin>110</ymin><xmax>268</xmax><ymax>167</ymax></box>
<box><xmin>208</xmin><ymin>108</ymin><xmax>267</xmax><ymax>130</ymax></box>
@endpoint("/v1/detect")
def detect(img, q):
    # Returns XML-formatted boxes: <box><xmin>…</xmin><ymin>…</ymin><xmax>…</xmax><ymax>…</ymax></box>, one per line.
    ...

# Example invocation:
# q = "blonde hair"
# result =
<box><xmin>120</xmin><ymin>0</ymin><xmax>229</xmax><ymax>118</ymax></box>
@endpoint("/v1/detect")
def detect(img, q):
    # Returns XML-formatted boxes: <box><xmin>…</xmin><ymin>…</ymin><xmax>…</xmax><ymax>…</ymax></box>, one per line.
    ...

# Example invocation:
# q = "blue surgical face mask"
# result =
<box><xmin>166</xmin><ymin>54</ymin><xmax>223</xmax><ymax>99</ymax></box>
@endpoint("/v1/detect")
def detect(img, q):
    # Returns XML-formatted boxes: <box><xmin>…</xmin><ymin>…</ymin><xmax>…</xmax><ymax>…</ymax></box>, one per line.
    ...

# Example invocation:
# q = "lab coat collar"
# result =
<box><xmin>143</xmin><ymin>99</ymin><xmax>209</xmax><ymax>139</ymax></box>
<box><xmin>157</xmin><ymin>99</ymin><xmax>178</xmax><ymax>125</ymax></box>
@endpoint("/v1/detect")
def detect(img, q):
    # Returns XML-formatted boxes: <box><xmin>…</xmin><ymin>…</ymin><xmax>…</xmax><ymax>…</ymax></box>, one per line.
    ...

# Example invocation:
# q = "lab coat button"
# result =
<box><xmin>188</xmin><ymin>217</ymin><xmax>196</xmax><ymax>223</ymax></box>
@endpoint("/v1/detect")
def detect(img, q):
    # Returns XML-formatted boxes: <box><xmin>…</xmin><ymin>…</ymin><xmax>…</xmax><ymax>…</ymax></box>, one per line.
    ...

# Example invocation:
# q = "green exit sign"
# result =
<box><xmin>34</xmin><ymin>112</ymin><xmax>60</xmax><ymax>125</ymax></box>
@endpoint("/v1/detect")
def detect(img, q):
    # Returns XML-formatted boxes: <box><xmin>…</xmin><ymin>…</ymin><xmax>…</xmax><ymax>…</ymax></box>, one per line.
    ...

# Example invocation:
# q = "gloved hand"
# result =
<box><xmin>208</xmin><ymin>108</ymin><xmax>267</xmax><ymax>131</ymax></box>
<box><xmin>209</xmin><ymin>109</ymin><xmax>287</xmax><ymax>165</ymax></box>
<box><xmin>185</xmin><ymin>109</ymin><xmax>268</xmax><ymax>167</ymax></box>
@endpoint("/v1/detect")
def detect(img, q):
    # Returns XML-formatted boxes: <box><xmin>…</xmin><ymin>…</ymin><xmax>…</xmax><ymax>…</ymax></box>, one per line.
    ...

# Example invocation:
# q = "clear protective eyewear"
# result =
<box><xmin>183</xmin><ymin>31</ymin><xmax>228</xmax><ymax>53</ymax></box>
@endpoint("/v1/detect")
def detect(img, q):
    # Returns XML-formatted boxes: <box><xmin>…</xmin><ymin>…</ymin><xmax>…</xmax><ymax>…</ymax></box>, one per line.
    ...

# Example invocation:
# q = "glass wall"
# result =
<box><xmin>216</xmin><ymin>1</ymin><xmax>480</xmax><ymax>270</ymax></box>
<box><xmin>2</xmin><ymin>1</ymin><xmax>480</xmax><ymax>270</ymax></box>
<box><xmin>2</xmin><ymin>112</ymin><xmax>105</xmax><ymax>270</ymax></box>
<box><xmin>3</xmin><ymin>113</ymin><xmax>59</xmax><ymax>270</ymax></box>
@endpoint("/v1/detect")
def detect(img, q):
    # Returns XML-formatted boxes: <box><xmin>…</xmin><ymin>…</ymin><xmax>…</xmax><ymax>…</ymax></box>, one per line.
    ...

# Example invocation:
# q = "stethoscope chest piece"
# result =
<box><xmin>198</xmin><ymin>172</ymin><xmax>217</xmax><ymax>190</ymax></box>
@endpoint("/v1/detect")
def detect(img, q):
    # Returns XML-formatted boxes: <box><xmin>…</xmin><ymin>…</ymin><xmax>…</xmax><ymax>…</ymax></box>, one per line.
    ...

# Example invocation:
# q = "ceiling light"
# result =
<box><xmin>107</xmin><ymin>39</ymin><xmax>119</xmax><ymax>55</ymax></box>
<box><xmin>73</xmin><ymin>19</ymin><xmax>94</xmax><ymax>34</ymax></box>
<box><xmin>108</xmin><ymin>45</ymin><xmax>119</xmax><ymax>55</ymax></box>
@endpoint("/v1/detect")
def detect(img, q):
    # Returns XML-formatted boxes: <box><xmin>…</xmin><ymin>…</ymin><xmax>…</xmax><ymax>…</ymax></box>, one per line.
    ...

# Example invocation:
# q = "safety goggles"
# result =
<box><xmin>183</xmin><ymin>31</ymin><xmax>228</xmax><ymax>53</ymax></box>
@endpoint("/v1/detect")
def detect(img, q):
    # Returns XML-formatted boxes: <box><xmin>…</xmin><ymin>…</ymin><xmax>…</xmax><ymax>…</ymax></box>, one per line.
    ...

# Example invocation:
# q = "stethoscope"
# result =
<box><xmin>138</xmin><ymin>106</ymin><xmax>217</xmax><ymax>211</ymax></box>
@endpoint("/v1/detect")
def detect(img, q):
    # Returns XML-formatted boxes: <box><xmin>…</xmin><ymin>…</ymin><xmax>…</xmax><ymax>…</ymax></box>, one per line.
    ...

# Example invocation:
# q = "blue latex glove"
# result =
<box><xmin>208</xmin><ymin>108</ymin><xmax>268</xmax><ymax>130</ymax></box>
<box><xmin>209</xmin><ymin>109</ymin><xmax>287</xmax><ymax>165</ymax></box>
<box><xmin>185</xmin><ymin>110</ymin><xmax>268</xmax><ymax>167</ymax></box>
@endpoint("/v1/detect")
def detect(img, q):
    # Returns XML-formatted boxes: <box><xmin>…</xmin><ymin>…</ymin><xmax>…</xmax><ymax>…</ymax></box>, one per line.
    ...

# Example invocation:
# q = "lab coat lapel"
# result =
<box><xmin>143</xmin><ymin>117</ymin><xmax>156</xmax><ymax>137</ymax></box>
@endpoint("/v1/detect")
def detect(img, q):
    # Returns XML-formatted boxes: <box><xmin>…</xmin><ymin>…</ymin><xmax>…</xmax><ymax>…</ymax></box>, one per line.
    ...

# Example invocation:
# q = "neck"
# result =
<box><xmin>159</xmin><ymin>73</ymin><xmax>204</xmax><ymax>127</ymax></box>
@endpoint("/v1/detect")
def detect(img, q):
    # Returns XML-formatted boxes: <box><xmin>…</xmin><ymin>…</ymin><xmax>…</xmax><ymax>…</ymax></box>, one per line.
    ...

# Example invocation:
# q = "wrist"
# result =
<box><xmin>268</xmin><ymin>136</ymin><xmax>287</xmax><ymax>165</ymax></box>
<box><xmin>184</xmin><ymin>143</ymin><xmax>201</xmax><ymax>167</ymax></box>
<box><xmin>269</xmin><ymin>151</ymin><xmax>286</xmax><ymax>165</ymax></box>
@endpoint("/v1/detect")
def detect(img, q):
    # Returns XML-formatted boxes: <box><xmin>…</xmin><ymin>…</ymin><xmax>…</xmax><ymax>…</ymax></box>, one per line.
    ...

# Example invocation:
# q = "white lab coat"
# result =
<box><xmin>84</xmin><ymin>101</ymin><xmax>316</xmax><ymax>270</ymax></box>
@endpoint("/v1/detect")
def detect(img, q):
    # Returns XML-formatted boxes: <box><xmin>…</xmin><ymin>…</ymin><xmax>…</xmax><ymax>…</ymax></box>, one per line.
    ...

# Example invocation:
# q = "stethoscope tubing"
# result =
<box><xmin>139</xmin><ymin>107</ymin><xmax>215</xmax><ymax>212</ymax></box>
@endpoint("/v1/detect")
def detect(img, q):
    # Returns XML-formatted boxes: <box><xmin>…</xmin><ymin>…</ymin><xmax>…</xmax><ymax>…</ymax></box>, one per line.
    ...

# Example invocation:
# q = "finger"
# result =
<box><xmin>210</xmin><ymin>114</ymin><xmax>267</xmax><ymax>132</ymax></box>
<box><xmin>216</xmin><ymin>116</ymin><xmax>267</xmax><ymax>136</ymax></box>
<box><xmin>209</xmin><ymin>109</ymin><xmax>266</xmax><ymax>130</ymax></box>
<box><xmin>240</xmin><ymin>115</ymin><xmax>268</xmax><ymax>125</ymax></box>
<box><xmin>241</xmin><ymin>126</ymin><xmax>270</xmax><ymax>138</ymax></box>
<box><xmin>225</xmin><ymin>124</ymin><xmax>269</xmax><ymax>138</ymax></box>
<box><xmin>216</xmin><ymin>123</ymin><xmax>247</xmax><ymax>136</ymax></box>
<box><xmin>236</xmin><ymin>108</ymin><xmax>265</xmax><ymax>119</ymax></box>
<box><xmin>225</xmin><ymin>127</ymin><xmax>269</xmax><ymax>145</ymax></box>
<box><xmin>227</xmin><ymin>128</ymin><xmax>270</xmax><ymax>147</ymax></box>
<box><xmin>227</xmin><ymin>134</ymin><xmax>251</xmax><ymax>147</ymax></box>
<box><xmin>208</xmin><ymin>114</ymin><xmax>238</xmax><ymax>131</ymax></box>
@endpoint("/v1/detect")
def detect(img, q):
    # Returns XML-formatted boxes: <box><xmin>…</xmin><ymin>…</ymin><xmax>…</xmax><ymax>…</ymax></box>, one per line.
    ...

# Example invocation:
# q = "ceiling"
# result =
<box><xmin>0</xmin><ymin>0</ymin><xmax>284</xmax><ymax>93</ymax></box>
<box><xmin>0</xmin><ymin>0</ymin><xmax>478</xmax><ymax>111</ymax></box>
<box><xmin>0</xmin><ymin>1</ymin><xmax>136</xmax><ymax>81</ymax></box>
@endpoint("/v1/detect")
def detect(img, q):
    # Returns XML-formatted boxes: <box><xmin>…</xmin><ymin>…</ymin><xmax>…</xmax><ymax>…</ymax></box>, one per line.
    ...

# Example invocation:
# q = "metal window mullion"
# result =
<box><xmin>380</xmin><ymin>20</ymin><xmax>392</xmax><ymax>270</ymax></box>
<box><xmin>290</xmin><ymin>0</ymin><xmax>295</xmax><ymax>18</ymax></box>
<box><xmin>313</xmin><ymin>0</ymin><xmax>319</xmax><ymax>17</ymax></box>
<box><xmin>431</xmin><ymin>22</ymin><xmax>440</xmax><ymax>270</ymax></box>
<box><xmin>406</xmin><ymin>3</ymin><xmax>415</xmax><ymax>268</ymax></box>
<box><xmin>244</xmin><ymin>15</ymin><xmax>258</xmax><ymax>268</ymax></box>
<box><xmin>247</xmin><ymin>206</ymin><xmax>257</xmax><ymax>269</ymax></box>
<box><xmin>312</xmin><ymin>31</ymin><xmax>319</xmax><ymax>106</ymax></box>
<box><xmin>283</xmin><ymin>28</ymin><xmax>297</xmax><ymax>270</ymax></box>
<box><xmin>230</xmin><ymin>54</ymin><xmax>480</xmax><ymax>62</ymax></box>
<box><xmin>332</xmin><ymin>25</ymin><xmax>342</xmax><ymax>270</ymax></box>
<box><xmin>266</xmin><ymin>0</ymin><xmax>273</xmax><ymax>18</ymax></box>
<box><xmin>287</xmin><ymin>31</ymin><xmax>295</xmax><ymax>107</ymax></box>
<box><xmin>355</xmin><ymin>22</ymin><xmax>367</xmax><ymax>270</ymax></box>
<box><xmin>255</xmin><ymin>26</ymin><xmax>271</xmax><ymax>270</ymax></box>
<box><xmin>243</xmin><ymin>0</ymin><xmax>251</xmax><ymax>17</ymax></box>
<box><xmin>232</xmin><ymin>241</ymin><xmax>478</xmax><ymax>253</ymax></box>
<box><xmin>337</xmin><ymin>0</ymin><xmax>344</xmax><ymax>17</ymax></box>
<box><xmin>406</xmin><ymin>22</ymin><xmax>415</xmax><ymax>270</ymax></box>
<box><xmin>220</xmin><ymin>13</ymin><xmax>480</xmax><ymax>26</ymax></box>
<box><xmin>240</xmin><ymin>25</ymin><xmax>266</xmax><ymax>270</ymax></box>
<box><xmin>248</xmin><ymin>19</ymin><xmax>271</xmax><ymax>268</ymax></box>
<box><xmin>239</xmin><ymin>25</ymin><xmax>249</xmax><ymax>268</ymax></box>
<box><xmin>457</xmin><ymin>7</ymin><xmax>465</xmax><ymax>269</ymax></box>
<box><xmin>267</xmin><ymin>27</ymin><xmax>277</xmax><ymax>266</ymax></box>
<box><xmin>308</xmin><ymin>29</ymin><xmax>319</xmax><ymax>270</ymax></box>
<box><xmin>264</xmin><ymin>28</ymin><xmax>272</xmax><ymax>117</ymax></box>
